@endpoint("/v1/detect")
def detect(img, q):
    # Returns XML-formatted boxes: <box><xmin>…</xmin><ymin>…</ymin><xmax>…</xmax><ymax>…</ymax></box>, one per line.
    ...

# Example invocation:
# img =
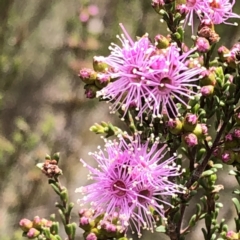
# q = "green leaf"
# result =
<box><xmin>36</xmin><ymin>163</ymin><xmax>44</xmax><ymax>170</ymax></box>
<box><xmin>196</xmin><ymin>204</ymin><xmax>201</xmax><ymax>216</ymax></box>
<box><xmin>60</xmin><ymin>188</ymin><xmax>69</xmax><ymax>203</ymax></box>
<box><xmin>42</xmin><ymin>227</ymin><xmax>51</xmax><ymax>239</ymax></box>
<box><xmin>65</xmin><ymin>224</ymin><xmax>72</xmax><ymax>236</ymax></box>
<box><xmin>199</xmin><ymin>213</ymin><xmax>207</xmax><ymax>219</ymax></box>
<box><xmin>232</xmin><ymin>198</ymin><xmax>240</xmax><ymax>213</ymax></box>
<box><xmin>53</xmin><ymin>152</ymin><xmax>60</xmax><ymax>163</ymax></box>
<box><xmin>212</xmin><ymin>164</ymin><xmax>223</xmax><ymax>169</ymax></box>
<box><xmin>156</xmin><ymin>225</ymin><xmax>166</xmax><ymax>233</ymax></box>
<box><xmin>229</xmin><ymin>170</ymin><xmax>237</xmax><ymax>175</ymax></box>
<box><xmin>67</xmin><ymin>202</ymin><xmax>74</xmax><ymax>215</ymax></box>
<box><xmin>202</xmin><ymin>228</ymin><xmax>207</xmax><ymax>239</ymax></box>
<box><xmin>201</xmin><ymin>169</ymin><xmax>215</xmax><ymax>177</ymax></box>
<box><xmin>54</xmin><ymin>235</ymin><xmax>62</xmax><ymax>240</ymax></box>
<box><xmin>234</xmin><ymin>189</ymin><xmax>240</xmax><ymax>195</ymax></box>
<box><xmin>50</xmin><ymin>183</ymin><xmax>61</xmax><ymax>196</ymax></box>
<box><xmin>70</xmin><ymin>222</ymin><xmax>77</xmax><ymax>239</ymax></box>
<box><xmin>189</xmin><ymin>214</ymin><xmax>197</xmax><ymax>227</ymax></box>
<box><xmin>50</xmin><ymin>221</ymin><xmax>59</xmax><ymax>235</ymax></box>
<box><xmin>58</xmin><ymin>209</ymin><xmax>66</xmax><ymax>225</ymax></box>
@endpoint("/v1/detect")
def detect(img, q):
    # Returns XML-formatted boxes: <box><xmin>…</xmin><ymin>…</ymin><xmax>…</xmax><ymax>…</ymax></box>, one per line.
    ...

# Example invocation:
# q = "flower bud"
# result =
<box><xmin>19</xmin><ymin>219</ymin><xmax>33</xmax><ymax>232</ymax></box>
<box><xmin>88</xmin><ymin>5</ymin><xmax>99</xmax><ymax>16</ymax></box>
<box><xmin>195</xmin><ymin>37</ymin><xmax>210</xmax><ymax>53</ymax></box>
<box><xmin>41</xmin><ymin>218</ymin><xmax>52</xmax><ymax>228</ymax></box>
<box><xmin>192</xmin><ymin>124</ymin><xmax>203</xmax><ymax>138</ymax></box>
<box><xmin>79</xmin><ymin>68</ymin><xmax>97</xmax><ymax>84</ymax></box>
<box><xmin>154</xmin><ymin>34</ymin><xmax>170</xmax><ymax>49</ymax></box>
<box><xmin>200</xmin><ymin>124</ymin><xmax>208</xmax><ymax>136</ymax></box>
<box><xmin>105</xmin><ymin>223</ymin><xmax>117</xmax><ymax>233</ymax></box>
<box><xmin>200</xmin><ymin>69</ymin><xmax>216</xmax><ymax>86</ymax></box>
<box><xmin>233</xmin><ymin>128</ymin><xmax>240</xmax><ymax>139</ymax></box>
<box><xmin>210</xmin><ymin>173</ymin><xmax>217</xmax><ymax>183</ymax></box>
<box><xmin>167</xmin><ymin>118</ymin><xmax>183</xmax><ymax>134</ymax></box>
<box><xmin>226</xmin><ymin>230</ymin><xmax>239</xmax><ymax>240</ymax></box>
<box><xmin>221</xmin><ymin>150</ymin><xmax>235</xmax><ymax>165</ymax></box>
<box><xmin>198</xmin><ymin>27</ymin><xmax>220</xmax><ymax>44</ymax></box>
<box><xmin>86</xmin><ymin>232</ymin><xmax>98</xmax><ymax>240</ymax></box>
<box><xmin>151</xmin><ymin>0</ymin><xmax>165</xmax><ymax>13</ymax></box>
<box><xmin>80</xmin><ymin>216</ymin><xmax>89</xmax><ymax>226</ymax></box>
<box><xmin>79</xmin><ymin>209</ymin><xmax>94</xmax><ymax>218</ymax></box>
<box><xmin>213</xmin><ymin>147</ymin><xmax>222</xmax><ymax>158</ymax></box>
<box><xmin>183</xmin><ymin>133</ymin><xmax>198</xmax><ymax>147</ymax></box>
<box><xmin>176</xmin><ymin>3</ymin><xmax>188</xmax><ymax>18</ymax></box>
<box><xmin>224</xmin><ymin>133</ymin><xmax>238</xmax><ymax>149</ymax></box>
<box><xmin>234</xmin><ymin>152</ymin><xmax>240</xmax><ymax>164</ymax></box>
<box><xmin>200</xmin><ymin>85</ymin><xmax>214</xmax><ymax>97</ymax></box>
<box><xmin>95</xmin><ymin>73</ymin><xmax>110</xmax><ymax>88</ymax></box>
<box><xmin>230</xmin><ymin>43</ymin><xmax>240</xmax><ymax>61</ymax></box>
<box><xmin>218</xmin><ymin>46</ymin><xmax>230</xmax><ymax>62</ymax></box>
<box><xmin>183</xmin><ymin>113</ymin><xmax>198</xmax><ymax>131</ymax></box>
<box><xmin>234</xmin><ymin>112</ymin><xmax>240</xmax><ymax>125</ymax></box>
<box><xmin>27</xmin><ymin>228</ymin><xmax>40</xmax><ymax>239</ymax></box>
<box><xmin>93</xmin><ymin>56</ymin><xmax>108</xmax><ymax>72</ymax></box>
<box><xmin>198</xmin><ymin>18</ymin><xmax>214</xmax><ymax>31</ymax></box>
<box><xmin>84</xmin><ymin>85</ymin><xmax>99</xmax><ymax>99</ymax></box>
<box><xmin>32</xmin><ymin>216</ymin><xmax>42</xmax><ymax>229</ymax></box>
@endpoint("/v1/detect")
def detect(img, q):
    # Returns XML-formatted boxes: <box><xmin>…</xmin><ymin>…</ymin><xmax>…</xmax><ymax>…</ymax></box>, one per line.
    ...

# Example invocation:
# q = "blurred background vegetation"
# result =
<box><xmin>1</xmin><ymin>0</ymin><xmax>240</xmax><ymax>239</ymax></box>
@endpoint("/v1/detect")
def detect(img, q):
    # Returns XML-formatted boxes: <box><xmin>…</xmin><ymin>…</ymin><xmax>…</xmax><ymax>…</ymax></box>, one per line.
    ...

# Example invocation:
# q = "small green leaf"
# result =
<box><xmin>229</xmin><ymin>170</ymin><xmax>237</xmax><ymax>175</ymax></box>
<box><xmin>58</xmin><ymin>209</ymin><xmax>66</xmax><ymax>225</ymax></box>
<box><xmin>50</xmin><ymin>183</ymin><xmax>61</xmax><ymax>196</ymax></box>
<box><xmin>42</xmin><ymin>227</ymin><xmax>51</xmax><ymax>239</ymax></box>
<box><xmin>199</xmin><ymin>213</ymin><xmax>207</xmax><ymax>219</ymax></box>
<box><xmin>50</xmin><ymin>221</ymin><xmax>59</xmax><ymax>235</ymax></box>
<box><xmin>201</xmin><ymin>170</ymin><xmax>214</xmax><ymax>177</ymax></box>
<box><xmin>189</xmin><ymin>214</ymin><xmax>197</xmax><ymax>227</ymax></box>
<box><xmin>156</xmin><ymin>225</ymin><xmax>166</xmax><ymax>233</ymax></box>
<box><xmin>60</xmin><ymin>188</ymin><xmax>69</xmax><ymax>203</ymax></box>
<box><xmin>212</xmin><ymin>164</ymin><xmax>223</xmax><ymax>169</ymax></box>
<box><xmin>53</xmin><ymin>152</ymin><xmax>60</xmax><ymax>163</ymax></box>
<box><xmin>36</xmin><ymin>163</ymin><xmax>44</xmax><ymax>170</ymax></box>
<box><xmin>65</xmin><ymin>224</ymin><xmax>72</xmax><ymax>236</ymax></box>
<box><xmin>54</xmin><ymin>235</ymin><xmax>62</xmax><ymax>240</ymax></box>
<box><xmin>196</xmin><ymin>204</ymin><xmax>201</xmax><ymax>216</ymax></box>
<box><xmin>70</xmin><ymin>222</ymin><xmax>77</xmax><ymax>239</ymax></box>
<box><xmin>232</xmin><ymin>198</ymin><xmax>240</xmax><ymax>213</ymax></box>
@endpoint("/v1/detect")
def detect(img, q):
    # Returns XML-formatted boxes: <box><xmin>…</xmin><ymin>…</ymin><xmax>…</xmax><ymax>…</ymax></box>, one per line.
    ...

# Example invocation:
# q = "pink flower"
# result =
<box><xmin>195</xmin><ymin>37</ymin><xmax>210</xmax><ymax>52</ymax></box>
<box><xmin>97</xmin><ymin>24</ymin><xmax>157</xmax><ymax>122</ymax></box>
<box><xmin>97</xmin><ymin>24</ymin><xmax>203</xmax><ymax>120</ymax></box>
<box><xmin>207</xmin><ymin>0</ymin><xmax>240</xmax><ymax>25</ymax></box>
<box><xmin>177</xmin><ymin>0</ymin><xmax>210</xmax><ymax>32</ymax></box>
<box><xmin>147</xmin><ymin>44</ymin><xmax>203</xmax><ymax>118</ymax></box>
<box><xmin>88</xmin><ymin>5</ymin><xmax>99</xmax><ymax>16</ymax></box>
<box><xmin>79</xmin><ymin>12</ymin><xmax>89</xmax><ymax>22</ymax></box>
<box><xmin>76</xmin><ymin>135</ymin><xmax>183</xmax><ymax>235</ymax></box>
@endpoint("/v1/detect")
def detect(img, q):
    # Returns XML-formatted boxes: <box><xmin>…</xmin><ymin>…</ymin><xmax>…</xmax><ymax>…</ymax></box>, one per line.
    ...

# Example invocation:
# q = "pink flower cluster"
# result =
<box><xmin>97</xmin><ymin>24</ymin><xmax>203</xmax><ymax>122</ymax></box>
<box><xmin>76</xmin><ymin>135</ymin><xmax>183</xmax><ymax>236</ymax></box>
<box><xmin>178</xmin><ymin>0</ymin><xmax>240</xmax><ymax>32</ymax></box>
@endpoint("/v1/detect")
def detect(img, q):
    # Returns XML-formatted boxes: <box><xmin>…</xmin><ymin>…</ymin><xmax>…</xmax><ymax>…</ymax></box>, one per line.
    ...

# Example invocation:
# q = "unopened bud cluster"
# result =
<box><xmin>19</xmin><ymin>216</ymin><xmax>57</xmax><ymax>239</ymax></box>
<box><xmin>37</xmin><ymin>153</ymin><xmax>62</xmax><ymax>178</ymax></box>
<box><xmin>79</xmin><ymin>209</ymin><xmax>126</xmax><ymax>240</ymax></box>
<box><xmin>79</xmin><ymin>57</ymin><xmax>111</xmax><ymax>99</ymax></box>
<box><xmin>214</xmin><ymin>122</ymin><xmax>240</xmax><ymax>165</ymax></box>
<box><xmin>167</xmin><ymin>113</ymin><xmax>208</xmax><ymax>148</ymax></box>
<box><xmin>218</xmin><ymin>42</ymin><xmax>240</xmax><ymax>69</ymax></box>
